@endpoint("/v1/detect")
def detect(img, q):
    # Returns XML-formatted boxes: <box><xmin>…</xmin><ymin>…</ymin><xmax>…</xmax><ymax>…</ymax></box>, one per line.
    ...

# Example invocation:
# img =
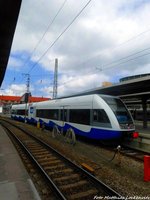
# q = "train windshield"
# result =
<box><xmin>101</xmin><ymin>96</ymin><xmax>134</xmax><ymax>128</ymax></box>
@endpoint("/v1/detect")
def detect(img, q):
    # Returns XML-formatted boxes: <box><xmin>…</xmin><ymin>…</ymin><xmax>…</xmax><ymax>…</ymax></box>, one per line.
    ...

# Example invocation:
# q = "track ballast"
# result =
<box><xmin>0</xmin><ymin>119</ymin><xmax>122</xmax><ymax>200</ymax></box>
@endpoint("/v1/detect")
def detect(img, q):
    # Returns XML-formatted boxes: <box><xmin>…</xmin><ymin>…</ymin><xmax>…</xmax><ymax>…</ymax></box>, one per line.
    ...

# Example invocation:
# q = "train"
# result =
<box><xmin>11</xmin><ymin>94</ymin><xmax>138</xmax><ymax>142</ymax></box>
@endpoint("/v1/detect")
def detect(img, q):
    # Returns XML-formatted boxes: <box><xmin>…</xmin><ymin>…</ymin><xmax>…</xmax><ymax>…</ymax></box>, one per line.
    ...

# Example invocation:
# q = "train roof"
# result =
<box><xmin>11</xmin><ymin>94</ymin><xmax>120</xmax><ymax>109</ymax></box>
<box><xmin>35</xmin><ymin>94</ymin><xmax>117</xmax><ymax>103</ymax></box>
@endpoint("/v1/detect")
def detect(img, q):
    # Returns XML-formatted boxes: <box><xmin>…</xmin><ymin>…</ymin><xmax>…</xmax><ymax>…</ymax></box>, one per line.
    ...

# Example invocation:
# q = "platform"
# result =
<box><xmin>0</xmin><ymin>125</ymin><xmax>40</xmax><ymax>200</ymax></box>
<box><xmin>123</xmin><ymin>121</ymin><xmax>150</xmax><ymax>153</ymax></box>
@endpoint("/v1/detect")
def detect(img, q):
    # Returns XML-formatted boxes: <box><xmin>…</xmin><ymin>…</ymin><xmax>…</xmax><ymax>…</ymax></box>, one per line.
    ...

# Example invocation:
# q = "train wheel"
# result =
<box><xmin>65</xmin><ymin>128</ymin><xmax>76</xmax><ymax>145</ymax></box>
<box><xmin>52</xmin><ymin>125</ymin><xmax>60</xmax><ymax>138</ymax></box>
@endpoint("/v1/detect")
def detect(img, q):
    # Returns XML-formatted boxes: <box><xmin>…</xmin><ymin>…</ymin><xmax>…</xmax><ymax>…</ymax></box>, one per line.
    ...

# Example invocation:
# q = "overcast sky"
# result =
<box><xmin>1</xmin><ymin>0</ymin><xmax>150</xmax><ymax>98</ymax></box>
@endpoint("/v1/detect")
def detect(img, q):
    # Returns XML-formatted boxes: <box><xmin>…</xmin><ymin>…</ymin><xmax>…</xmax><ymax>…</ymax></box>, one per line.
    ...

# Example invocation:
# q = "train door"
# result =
<box><xmin>29</xmin><ymin>105</ymin><xmax>36</xmax><ymax>119</ymax></box>
<box><xmin>60</xmin><ymin>106</ymin><xmax>69</xmax><ymax>130</ymax></box>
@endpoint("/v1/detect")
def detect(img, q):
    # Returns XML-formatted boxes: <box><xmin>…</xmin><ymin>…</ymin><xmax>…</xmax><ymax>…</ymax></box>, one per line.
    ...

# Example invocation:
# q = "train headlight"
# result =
<box><xmin>120</xmin><ymin>123</ymin><xmax>134</xmax><ymax>129</ymax></box>
<box><xmin>132</xmin><ymin>131</ymin><xmax>139</xmax><ymax>138</ymax></box>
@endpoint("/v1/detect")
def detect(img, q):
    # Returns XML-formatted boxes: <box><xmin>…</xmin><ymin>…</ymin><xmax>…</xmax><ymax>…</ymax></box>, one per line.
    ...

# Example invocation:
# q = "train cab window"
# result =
<box><xmin>101</xmin><ymin>96</ymin><xmax>133</xmax><ymax>125</ymax></box>
<box><xmin>93</xmin><ymin>109</ymin><xmax>111</xmax><ymax>128</ymax></box>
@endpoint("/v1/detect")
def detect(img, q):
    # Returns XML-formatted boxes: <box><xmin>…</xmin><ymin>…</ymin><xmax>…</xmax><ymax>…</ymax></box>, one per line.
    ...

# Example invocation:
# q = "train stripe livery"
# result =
<box><xmin>11</xmin><ymin>94</ymin><xmax>136</xmax><ymax>141</ymax></box>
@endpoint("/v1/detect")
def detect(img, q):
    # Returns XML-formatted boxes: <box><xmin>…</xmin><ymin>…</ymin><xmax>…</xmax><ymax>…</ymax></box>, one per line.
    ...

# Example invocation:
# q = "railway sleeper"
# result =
<box><xmin>29</xmin><ymin>148</ymin><xmax>47</xmax><ymax>153</ymax></box>
<box><xmin>60</xmin><ymin>180</ymin><xmax>98</xmax><ymax>196</ymax></box>
<box><xmin>44</xmin><ymin>163</ymin><xmax>66</xmax><ymax>171</ymax></box>
<box><xmin>69</xmin><ymin>189</ymin><xmax>98</xmax><ymax>200</ymax></box>
<box><xmin>27</xmin><ymin>146</ymin><xmax>44</xmax><ymax>150</ymax></box>
<box><xmin>26</xmin><ymin>163</ymin><xmax>33</xmax><ymax>168</ymax></box>
<box><xmin>33</xmin><ymin>152</ymin><xmax>51</xmax><ymax>156</ymax></box>
<box><xmin>36</xmin><ymin>156</ymin><xmax>57</xmax><ymax>162</ymax></box>
<box><xmin>32</xmin><ymin>173</ymin><xmax>40</xmax><ymax>180</ymax></box>
<box><xmin>41</xmin><ymin>188</ymin><xmax>50</xmax><ymax>195</ymax></box>
<box><xmin>60</xmin><ymin>180</ymin><xmax>88</xmax><ymax>191</ymax></box>
<box><xmin>35</xmin><ymin>153</ymin><xmax>53</xmax><ymax>158</ymax></box>
<box><xmin>26</xmin><ymin>143</ymin><xmax>41</xmax><ymax>146</ymax></box>
<box><xmin>29</xmin><ymin>168</ymin><xmax>36</xmax><ymax>173</ymax></box>
<box><xmin>29</xmin><ymin>149</ymin><xmax>49</xmax><ymax>153</ymax></box>
<box><xmin>41</xmin><ymin>159</ymin><xmax>62</xmax><ymax>166</ymax></box>
<box><xmin>53</xmin><ymin>174</ymin><xmax>81</xmax><ymax>184</ymax></box>
<box><xmin>23</xmin><ymin>139</ymin><xmax>35</xmax><ymax>144</ymax></box>
<box><xmin>47</xmin><ymin>168</ymin><xmax>73</xmax><ymax>177</ymax></box>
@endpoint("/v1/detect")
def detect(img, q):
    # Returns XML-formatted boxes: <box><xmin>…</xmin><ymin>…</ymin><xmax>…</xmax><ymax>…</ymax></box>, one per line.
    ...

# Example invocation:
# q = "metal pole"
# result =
<box><xmin>142</xmin><ymin>97</ymin><xmax>148</xmax><ymax>129</ymax></box>
<box><xmin>23</xmin><ymin>73</ymin><xmax>30</xmax><ymax>123</ymax></box>
<box><xmin>53</xmin><ymin>58</ymin><xmax>58</xmax><ymax>99</ymax></box>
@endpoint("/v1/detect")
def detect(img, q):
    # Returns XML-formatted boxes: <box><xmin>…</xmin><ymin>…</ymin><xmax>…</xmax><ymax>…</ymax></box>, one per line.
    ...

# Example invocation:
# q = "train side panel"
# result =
<box><xmin>11</xmin><ymin>94</ymin><xmax>135</xmax><ymax>141</ymax></box>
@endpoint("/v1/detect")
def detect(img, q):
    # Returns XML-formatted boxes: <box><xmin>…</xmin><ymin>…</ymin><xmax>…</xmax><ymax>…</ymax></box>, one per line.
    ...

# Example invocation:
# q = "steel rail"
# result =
<box><xmin>2</xmin><ymin>123</ymin><xmax>66</xmax><ymax>200</ymax></box>
<box><xmin>0</xmin><ymin>119</ymin><xmax>122</xmax><ymax>199</ymax></box>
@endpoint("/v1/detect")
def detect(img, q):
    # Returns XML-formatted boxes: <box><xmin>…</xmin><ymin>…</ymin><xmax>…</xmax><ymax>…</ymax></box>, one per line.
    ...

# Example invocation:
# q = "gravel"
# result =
<box><xmin>11</xmin><ymin>121</ymin><xmax>150</xmax><ymax>198</ymax></box>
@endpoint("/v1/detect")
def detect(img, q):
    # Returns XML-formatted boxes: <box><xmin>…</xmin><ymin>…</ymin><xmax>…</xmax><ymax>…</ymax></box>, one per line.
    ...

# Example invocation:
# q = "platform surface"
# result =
<box><xmin>0</xmin><ymin>125</ymin><xmax>40</xmax><ymax>200</ymax></box>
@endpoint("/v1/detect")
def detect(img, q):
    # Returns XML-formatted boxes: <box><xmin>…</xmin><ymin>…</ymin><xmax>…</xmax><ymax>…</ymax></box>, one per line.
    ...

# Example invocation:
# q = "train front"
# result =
<box><xmin>101</xmin><ymin>95</ymin><xmax>139</xmax><ymax>141</ymax></box>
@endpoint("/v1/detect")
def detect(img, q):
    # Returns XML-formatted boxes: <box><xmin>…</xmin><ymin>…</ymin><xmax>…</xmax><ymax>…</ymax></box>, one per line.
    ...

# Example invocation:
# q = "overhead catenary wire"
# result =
<box><xmin>22</xmin><ymin>43</ymin><xmax>150</xmax><ymax>88</ymax></box>
<box><xmin>100</xmin><ymin>51</ymin><xmax>150</xmax><ymax>71</ymax></box>
<box><xmin>105</xmin><ymin>52</ymin><xmax>150</xmax><ymax>70</ymax></box>
<box><xmin>115</xmin><ymin>27</ymin><xmax>150</xmax><ymax>49</ymax></box>
<box><xmin>6</xmin><ymin>1</ymin><xmax>150</xmax><ymax>96</ymax></box>
<box><xmin>22</xmin><ymin>0</ymin><xmax>67</xmax><ymax>71</ymax></box>
<box><xmin>67</xmin><ymin>26</ymin><xmax>150</xmax><ymax>74</ymax></box>
<box><xmin>58</xmin><ymin>46</ymin><xmax>150</xmax><ymax>87</ymax></box>
<box><xmin>12</xmin><ymin>1</ymin><xmax>150</xmax><ymax>82</ymax></box>
<box><xmin>7</xmin><ymin>0</ymin><xmax>66</xmax><ymax>90</ymax></box>
<box><xmin>28</xmin><ymin>0</ymin><xmax>93</xmax><ymax>74</ymax></box>
<box><xmin>7</xmin><ymin>42</ymin><xmax>150</xmax><ymax>94</ymax></box>
<box><xmin>97</xmin><ymin>46</ymin><xmax>150</xmax><ymax>70</ymax></box>
<box><xmin>54</xmin><ymin>36</ymin><xmax>150</xmax><ymax>87</ymax></box>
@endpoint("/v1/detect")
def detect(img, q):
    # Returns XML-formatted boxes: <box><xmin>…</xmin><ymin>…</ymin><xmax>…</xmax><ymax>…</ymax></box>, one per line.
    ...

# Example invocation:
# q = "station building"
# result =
<box><xmin>0</xmin><ymin>95</ymin><xmax>50</xmax><ymax>114</ymax></box>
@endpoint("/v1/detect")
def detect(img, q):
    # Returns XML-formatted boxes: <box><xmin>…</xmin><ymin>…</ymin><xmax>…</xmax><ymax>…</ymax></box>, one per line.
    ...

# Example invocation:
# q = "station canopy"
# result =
<box><xmin>0</xmin><ymin>0</ymin><xmax>22</xmax><ymax>86</ymax></box>
<box><xmin>61</xmin><ymin>74</ymin><xmax>150</xmax><ymax>101</ymax></box>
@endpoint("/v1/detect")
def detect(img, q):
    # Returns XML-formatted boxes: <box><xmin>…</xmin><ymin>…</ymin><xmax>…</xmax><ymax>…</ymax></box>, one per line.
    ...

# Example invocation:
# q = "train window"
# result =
<box><xmin>11</xmin><ymin>109</ymin><xmax>16</xmax><ymax>114</ymax></box>
<box><xmin>69</xmin><ymin>109</ymin><xmax>90</xmax><ymax>125</ymax></box>
<box><xmin>64</xmin><ymin>110</ymin><xmax>67</xmax><ymax>121</ymax></box>
<box><xmin>60</xmin><ymin>110</ymin><xmax>63</xmax><ymax>120</ymax></box>
<box><xmin>16</xmin><ymin>109</ymin><xmax>26</xmax><ymax>115</ymax></box>
<box><xmin>93</xmin><ymin>109</ymin><xmax>111</xmax><ymax>127</ymax></box>
<box><xmin>53</xmin><ymin>110</ymin><xmax>59</xmax><ymax>120</ymax></box>
<box><xmin>36</xmin><ymin>109</ymin><xmax>58</xmax><ymax>120</ymax></box>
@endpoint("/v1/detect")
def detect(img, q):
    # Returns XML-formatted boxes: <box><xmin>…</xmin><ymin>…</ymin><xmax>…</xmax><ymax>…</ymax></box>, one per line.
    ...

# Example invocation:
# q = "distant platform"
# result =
<box><xmin>0</xmin><ymin>125</ymin><xmax>40</xmax><ymax>200</ymax></box>
<box><xmin>123</xmin><ymin>121</ymin><xmax>150</xmax><ymax>153</ymax></box>
<box><xmin>135</xmin><ymin>120</ymin><xmax>150</xmax><ymax>135</ymax></box>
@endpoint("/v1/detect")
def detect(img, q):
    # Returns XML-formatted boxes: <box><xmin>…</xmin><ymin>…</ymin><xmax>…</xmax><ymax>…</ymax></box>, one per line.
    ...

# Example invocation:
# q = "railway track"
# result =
<box><xmin>119</xmin><ymin>146</ymin><xmax>148</xmax><ymax>162</ymax></box>
<box><xmin>0</xmin><ymin>119</ymin><xmax>122</xmax><ymax>200</ymax></box>
<box><xmin>76</xmin><ymin>137</ymin><xmax>147</xmax><ymax>163</ymax></box>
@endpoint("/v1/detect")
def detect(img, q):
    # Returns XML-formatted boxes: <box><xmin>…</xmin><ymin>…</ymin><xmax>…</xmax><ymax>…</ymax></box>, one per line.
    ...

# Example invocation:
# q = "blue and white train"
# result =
<box><xmin>11</xmin><ymin>94</ymin><xmax>137</xmax><ymax>142</ymax></box>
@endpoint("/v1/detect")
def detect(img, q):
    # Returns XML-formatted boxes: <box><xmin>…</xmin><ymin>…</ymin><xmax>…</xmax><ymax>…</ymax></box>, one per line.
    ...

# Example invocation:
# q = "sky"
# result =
<box><xmin>1</xmin><ymin>0</ymin><xmax>150</xmax><ymax>98</ymax></box>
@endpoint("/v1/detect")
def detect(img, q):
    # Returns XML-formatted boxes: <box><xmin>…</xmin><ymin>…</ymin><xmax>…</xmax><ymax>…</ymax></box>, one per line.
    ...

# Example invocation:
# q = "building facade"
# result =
<box><xmin>0</xmin><ymin>95</ymin><xmax>50</xmax><ymax>114</ymax></box>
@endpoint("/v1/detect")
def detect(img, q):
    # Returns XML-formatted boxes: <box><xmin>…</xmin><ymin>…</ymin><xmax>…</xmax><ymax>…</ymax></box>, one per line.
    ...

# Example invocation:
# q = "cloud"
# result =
<box><xmin>1</xmin><ymin>84</ymin><xmax>26</xmax><ymax>96</ymax></box>
<box><xmin>57</xmin><ymin>73</ymin><xmax>110</xmax><ymax>97</ymax></box>
<box><xmin>3</xmin><ymin>0</ymin><xmax>150</xmax><ymax>97</ymax></box>
<box><xmin>7</xmin><ymin>56</ymin><xmax>23</xmax><ymax>71</ymax></box>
